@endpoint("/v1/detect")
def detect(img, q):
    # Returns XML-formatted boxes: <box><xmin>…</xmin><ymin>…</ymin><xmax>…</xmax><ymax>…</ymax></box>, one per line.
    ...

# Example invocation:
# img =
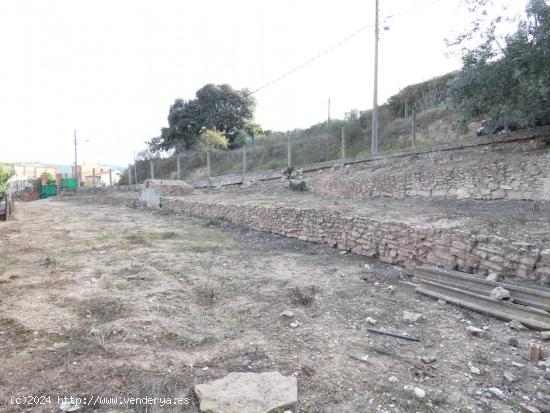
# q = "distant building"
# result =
<box><xmin>80</xmin><ymin>164</ymin><xmax>121</xmax><ymax>186</ymax></box>
<box><xmin>5</xmin><ymin>163</ymin><xmax>58</xmax><ymax>179</ymax></box>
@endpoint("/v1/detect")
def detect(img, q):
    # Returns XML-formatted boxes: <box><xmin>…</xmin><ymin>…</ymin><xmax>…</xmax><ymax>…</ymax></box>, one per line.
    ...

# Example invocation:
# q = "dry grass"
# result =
<box><xmin>289</xmin><ymin>285</ymin><xmax>317</xmax><ymax>306</ymax></box>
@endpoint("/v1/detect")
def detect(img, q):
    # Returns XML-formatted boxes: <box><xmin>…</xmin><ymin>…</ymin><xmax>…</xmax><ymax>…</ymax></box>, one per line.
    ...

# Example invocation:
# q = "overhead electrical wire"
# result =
<box><xmin>246</xmin><ymin>0</ymin><xmax>445</xmax><ymax>97</ymax></box>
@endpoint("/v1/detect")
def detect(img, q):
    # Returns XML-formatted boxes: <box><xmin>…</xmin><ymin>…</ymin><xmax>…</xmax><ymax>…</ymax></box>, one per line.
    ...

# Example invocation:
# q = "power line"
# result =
<box><xmin>247</xmin><ymin>0</ymin><xmax>444</xmax><ymax>97</ymax></box>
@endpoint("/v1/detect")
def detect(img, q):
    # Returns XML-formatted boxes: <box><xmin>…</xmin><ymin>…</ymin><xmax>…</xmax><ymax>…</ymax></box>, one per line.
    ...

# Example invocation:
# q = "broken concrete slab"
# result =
<box><xmin>194</xmin><ymin>371</ymin><xmax>297</xmax><ymax>413</ymax></box>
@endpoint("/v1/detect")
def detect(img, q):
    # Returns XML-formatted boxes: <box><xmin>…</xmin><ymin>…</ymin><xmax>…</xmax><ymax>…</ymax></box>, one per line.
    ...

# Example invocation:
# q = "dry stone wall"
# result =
<box><xmin>311</xmin><ymin>137</ymin><xmax>550</xmax><ymax>201</ymax></box>
<box><xmin>162</xmin><ymin>198</ymin><xmax>550</xmax><ymax>285</ymax></box>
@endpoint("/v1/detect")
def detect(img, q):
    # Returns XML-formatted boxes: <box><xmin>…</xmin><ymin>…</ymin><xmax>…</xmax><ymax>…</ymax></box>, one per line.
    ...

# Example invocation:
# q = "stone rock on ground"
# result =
<box><xmin>541</xmin><ymin>331</ymin><xmax>550</xmax><ymax>341</ymax></box>
<box><xmin>402</xmin><ymin>311</ymin><xmax>424</xmax><ymax>324</ymax></box>
<box><xmin>486</xmin><ymin>272</ymin><xmax>502</xmax><ymax>282</ymax></box>
<box><xmin>509</xmin><ymin>320</ymin><xmax>528</xmax><ymax>331</ymax></box>
<box><xmin>466</xmin><ymin>326</ymin><xmax>485</xmax><ymax>337</ymax></box>
<box><xmin>288</xmin><ymin>180</ymin><xmax>307</xmax><ymax>192</ymax></box>
<box><xmin>490</xmin><ymin>286</ymin><xmax>511</xmax><ymax>300</ymax></box>
<box><xmin>194</xmin><ymin>371</ymin><xmax>297</xmax><ymax>413</ymax></box>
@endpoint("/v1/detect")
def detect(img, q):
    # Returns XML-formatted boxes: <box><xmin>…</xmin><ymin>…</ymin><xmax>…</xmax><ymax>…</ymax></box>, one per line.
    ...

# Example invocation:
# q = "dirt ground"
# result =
<box><xmin>0</xmin><ymin>197</ymin><xmax>549</xmax><ymax>413</ymax></box>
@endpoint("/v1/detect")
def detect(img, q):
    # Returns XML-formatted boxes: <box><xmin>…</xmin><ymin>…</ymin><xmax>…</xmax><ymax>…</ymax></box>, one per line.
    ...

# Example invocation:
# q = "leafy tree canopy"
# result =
<box><xmin>449</xmin><ymin>0</ymin><xmax>550</xmax><ymax>127</ymax></box>
<box><xmin>149</xmin><ymin>84</ymin><xmax>257</xmax><ymax>153</ymax></box>
<box><xmin>0</xmin><ymin>164</ymin><xmax>15</xmax><ymax>196</ymax></box>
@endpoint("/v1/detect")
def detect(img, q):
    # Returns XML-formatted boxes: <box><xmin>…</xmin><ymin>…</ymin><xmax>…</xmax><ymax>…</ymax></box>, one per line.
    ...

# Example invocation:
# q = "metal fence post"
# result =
<box><xmin>412</xmin><ymin>109</ymin><xmax>417</xmax><ymax>149</ymax></box>
<box><xmin>176</xmin><ymin>154</ymin><xmax>181</xmax><ymax>180</ymax></box>
<box><xmin>287</xmin><ymin>135</ymin><xmax>292</xmax><ymax>168</ymax></box>
<box><xmin>150</xmin><ymin>160</ymin><xmax>155</xmax><ymax>179</ymax></box>
<box><xmin>242</xmin><ymin>146</ymin><xmax>247</xmax><ymax>182</ymax></box>
<box><xmin>341</xmin><ymin>126</ymin><xmax>346</xmax><ymax>159</ymax></box>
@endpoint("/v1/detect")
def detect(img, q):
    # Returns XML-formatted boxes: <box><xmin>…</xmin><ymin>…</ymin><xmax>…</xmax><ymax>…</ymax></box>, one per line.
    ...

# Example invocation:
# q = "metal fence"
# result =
<box><xmin>126</xmin><ymin>111</ymin><xmax>463</xmax><ymax>185</ymax></box>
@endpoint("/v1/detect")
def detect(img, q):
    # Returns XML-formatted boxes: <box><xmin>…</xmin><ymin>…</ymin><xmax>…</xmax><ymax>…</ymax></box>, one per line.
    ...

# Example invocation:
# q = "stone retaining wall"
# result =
<box><xmin>162</xmin><ymin>198</ymin><xmax>550</xmax><ymax>284</ymax></box>
<box><xmin>310</xmin><ymin>135</ymin><xmax>550</xmax><ymax>201</ymax></box>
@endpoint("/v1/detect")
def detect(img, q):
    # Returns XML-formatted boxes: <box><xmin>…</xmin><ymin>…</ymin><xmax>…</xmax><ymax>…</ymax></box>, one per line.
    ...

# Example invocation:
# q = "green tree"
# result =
<box><xmin>149</xmin><ymin>84</ymin><xmax>257</xmax><ymax>152</ymax></box>
<box><xmin>449</xmin><ymin>0</ymin><xmax>550</xmax><ymax>128</ymax></box>
<box><xmin>41</xmin><ymin>172</ymin><xmax>56</xmax><ymax>184</ymax></box>
<box><xmin>197</xmin><ymin>129</ymin><xmax>229</xmax><ymax>150</ymax></box>
<box><xmin>0</xmin><ymin>164</ymin><xmax>15</xmax><ymax>196</ymax></box>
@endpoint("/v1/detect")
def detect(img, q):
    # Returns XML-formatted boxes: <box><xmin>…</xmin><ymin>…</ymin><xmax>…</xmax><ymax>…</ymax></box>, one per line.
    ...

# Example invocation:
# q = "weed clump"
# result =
<box><xmin>289</xmin><ymin>286</ymin><xmax>317</xmax><ymax>306</ymax></box>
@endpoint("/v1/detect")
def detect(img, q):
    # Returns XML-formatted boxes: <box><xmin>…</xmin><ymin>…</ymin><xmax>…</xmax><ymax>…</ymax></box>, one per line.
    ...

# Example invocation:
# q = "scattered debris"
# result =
<box><xmin>469</xmin><ymin>364</ymin><xmax>481</xmax><ymax>375</ymax></box>
<box><xmin>509</xmin><ymin>320</ymin><xmax>527</xmax><ymax>331</ymax></box>
<box><xmin>279</xmin><ymin>310</ymin><xmax>294</xmax><ymax>318</ymax></box>
<box><xmin>366</xmin><ymin>328</ymin><xmax>420</xmax><ymax>342</ymax></box>
<box><xmin>488</xmin><ymin>387</ymin><xmax>505</xmax><ymax>399</ymax></box>
<box><xmin>420</xmin><ymin>356</ymin><xmax>437</xmax><ymax>364</ymax></box>
<box><xmin>529</xmin><ymin>343</ymin><xmax>544</xmax><ymax>361</ymax></box>
<box><xmin>194</xmin><ymin>371</ymin><xmax>297</xmax><ymax>413</ymax></box>
<box><xmin>519</xmin><ymin>403</ymin><xmax>542</xmax><ymax>413</ymax></box>
<box><xmin>486</xmin><ymin>272</ymin><xmax>501</xmax><ymax>282</ymax></box>
<box><xmin>365</xmin><ymin>317</ymin><xmax>377</xmax><ymax>325</ymax></box>
<box><xmin>414</xmin><ymin>267</ymin><xmax>550</xmax><ymax>329</ymax></box>
<box><xmin>388</xmin><ymin>376</ymin><xmax>398</xmax><ymax>383</ymax></box>
<box><xmin>402</xmin><ymin>311</ymin><xmax>424</xmax><ymax>324</ymax></box>
<box><xmin>413</xmin><ymin>387</ymin><xmax>426</xmax><ymax>399</ymax></box>
<box><xmin>290</xmin><ymin>322</ymin><xmax>299</xmax><ymax>329</ymax></box>
<box><xmin>466</xmin><ymin>326</ymin><xmax>486</xmax><ymax>337</ymax></box>
<box><xmin>507</xmin><ymin>337</ymin><xmax>519</xmax><ymax>347</ymax></box>
<box><xmin>348</xmin><ymin>353</ymin><xmax>369</xmax><ymax>364</ymax></box>
<box><xmin>503</xmin><ymin>371</ymin><xmax>516</xmax><ymax>382</ymax></box>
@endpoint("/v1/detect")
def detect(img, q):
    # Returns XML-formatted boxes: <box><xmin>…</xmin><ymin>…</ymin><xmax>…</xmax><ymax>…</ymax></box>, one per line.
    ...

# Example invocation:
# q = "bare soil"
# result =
<box><xmin>0</xmin><ymin>198</ymin><xmax>549</xmax><ymax>413</ymax></box>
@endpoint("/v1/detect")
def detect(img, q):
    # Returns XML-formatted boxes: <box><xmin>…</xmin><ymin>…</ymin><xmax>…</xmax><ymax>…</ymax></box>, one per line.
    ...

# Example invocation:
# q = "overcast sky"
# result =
<box><xmin>0</xmin><ymin>0</ymin><xmax>525</xmax><ymax>166</ymax></box>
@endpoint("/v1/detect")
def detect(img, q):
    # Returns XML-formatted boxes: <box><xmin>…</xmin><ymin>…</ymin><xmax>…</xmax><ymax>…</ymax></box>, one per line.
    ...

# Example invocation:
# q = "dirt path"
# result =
<box><xmin>0</xmin><ymin>198</ymin><xmax>548</xmax><ymax>412</ymax></box>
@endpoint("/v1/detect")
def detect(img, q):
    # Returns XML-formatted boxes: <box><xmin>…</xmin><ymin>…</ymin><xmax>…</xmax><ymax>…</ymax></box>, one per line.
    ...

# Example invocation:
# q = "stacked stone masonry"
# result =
<box><xmin>310</xmin><ymin>137</ymin><xmax>550</xmax><ymax>201</ymax></box>
<box><xmin>162</xmin><ymin>198</ymin><xmax>550</xmax><ymax>285</ymax></box>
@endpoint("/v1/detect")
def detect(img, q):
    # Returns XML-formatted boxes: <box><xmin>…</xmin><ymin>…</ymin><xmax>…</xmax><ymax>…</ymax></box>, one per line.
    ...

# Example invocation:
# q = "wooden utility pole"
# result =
<box><xmin>206</xmin><ymin>150</ymin><xmax>211</xmax><ymax>178</ymax></box>
<box><xmin>92</xmin><ymin>168</ymin><xmax>96</xmax><ymax>188</ymax></box>
<box><xmin>108</xmin><ymin>169</ymin><xmax>112</xmax><ymax>187</ymax></box>
<box><xmin>150</xmin><ymin>160</ymin><xmax>155</xmax><ymax>179</ymax></box>
<box><xmin>176</xmin><ymin>154</ymin><xmax>181</xmax><ymax>180</ymax></box>
<box><xmin>371</xmin><ymin>0</ymin><xmax>379</xmax><ymax>154</ymax></box>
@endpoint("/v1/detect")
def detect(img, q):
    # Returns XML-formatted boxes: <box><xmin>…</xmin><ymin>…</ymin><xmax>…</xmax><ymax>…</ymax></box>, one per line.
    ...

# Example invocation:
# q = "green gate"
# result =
<box><xmin>61</xmin><ymin>178</ymin><xmax>77</xmax><ymax>189</ymax></box>
<box><xmin>40</xmin><ymin>184</ymin><xmax>58</xmax><ymax>199</ymax></box>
